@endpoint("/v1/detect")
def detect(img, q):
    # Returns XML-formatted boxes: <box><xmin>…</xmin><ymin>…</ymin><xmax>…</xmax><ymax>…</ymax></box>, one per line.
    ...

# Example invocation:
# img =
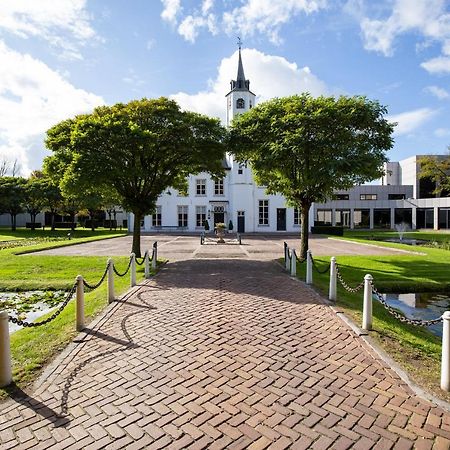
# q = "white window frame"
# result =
<box><xmin>196</xmin><ymin>179</ymin><xmax>206</xmax><ymax>196</ymax></box>
<box><xmin>178</xmin><ymin>205</ymin><xmax>188</xmax><ymax>227</ymax></box>
<box><xmin>214</xmin><ymin>178</ymin><xmax>224</xmax><ymax>196</ymax></box>
<box><xmin>152</xmin><ymin>206</ymin><xmax>162</xmax><ymax>227</ymax></box>
<box><xmin>258</xmin><ymin>200</ymin><xmax>269</xmax><ymax>226</ymax></box>
<box><xmin>196</xmin><ymin>206</ymin><xmax>206</xmax><ymax>227</ymax></box>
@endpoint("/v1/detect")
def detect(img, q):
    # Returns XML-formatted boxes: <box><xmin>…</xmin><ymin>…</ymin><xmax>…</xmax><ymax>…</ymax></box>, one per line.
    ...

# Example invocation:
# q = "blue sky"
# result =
<box><xmin>0</xmin><ymin>0</ymin><xmax>449</xmax><ymax>175</ymax></box>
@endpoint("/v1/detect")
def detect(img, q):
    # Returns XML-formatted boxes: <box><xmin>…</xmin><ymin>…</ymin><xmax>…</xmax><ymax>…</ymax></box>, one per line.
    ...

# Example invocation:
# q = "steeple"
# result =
<box><xmin>228</xmin><ymin>37</ymin><xmax>253</xmax><ymax>94</ymax></box>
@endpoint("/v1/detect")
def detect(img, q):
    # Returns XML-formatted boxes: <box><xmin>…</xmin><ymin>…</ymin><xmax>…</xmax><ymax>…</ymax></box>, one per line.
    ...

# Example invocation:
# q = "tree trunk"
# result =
<box><xmin>70</xmin><ymin>212</ymin><xmax>76</xmax><ymax>230</ymax></box>
<box><xmin>299</xmin><ymin>201</ymin><xmax>311</xmax><ymax>260</ymax></box>
<box><xmin>108</xmin><ymin>211</ymin><xmax>113</xmax><ymax>231</ymax></box>
<box><xmin>132</xmin><ymin>211</ymin><xmax>142</xmax><ymax>258</ymax></box>
<box><xmin>11</xmin><ymin>214</ymin><xmax>16</xmax><ymax>231</ymax></box>
<box><xmin>51</xmin><ymin>211</ymin><xmax>55</xmax><ymax>231</ymax></box>
<box><xmin>89</xmin><ymin>210</ymin><xmax>95</xmax><ymax>231</ymax></box>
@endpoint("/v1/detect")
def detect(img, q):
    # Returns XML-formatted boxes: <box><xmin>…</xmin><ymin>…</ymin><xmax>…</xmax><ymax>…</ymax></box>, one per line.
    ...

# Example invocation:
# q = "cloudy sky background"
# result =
<box><xmin>0</xmin><ymin>0</ymin><xmax>449</xmax><ymax>175</ymax></box>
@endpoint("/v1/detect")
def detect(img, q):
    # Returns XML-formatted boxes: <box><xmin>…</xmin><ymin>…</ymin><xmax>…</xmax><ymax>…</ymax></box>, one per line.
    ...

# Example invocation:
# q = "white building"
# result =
<box><xmin>131</xmin><ymin>50</ymin><xmax>450</xmax><ymax>234</ymax></box>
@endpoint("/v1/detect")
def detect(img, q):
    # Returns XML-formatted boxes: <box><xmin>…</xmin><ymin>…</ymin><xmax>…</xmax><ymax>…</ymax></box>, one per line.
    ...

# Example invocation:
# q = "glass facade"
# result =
<box><xmin>353</xmin><ymin>209</ymin><xmax>370</xmax><ymax>228</ymax></box>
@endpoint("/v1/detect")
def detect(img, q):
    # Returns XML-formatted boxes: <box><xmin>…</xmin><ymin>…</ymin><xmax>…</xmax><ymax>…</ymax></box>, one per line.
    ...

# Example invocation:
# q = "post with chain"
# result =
<box><xmin>130</xmin><ymin>253</ymin><xmax>136</xmax><ymax>287</ymax></box>
<box><xmin>76</xmin><ymin>275</ymin><xmax>85</xmax><ymax>331</ymax></box>
<box><xmin>152</xmin><ymin>242</ymin><xmax>157</xmax><ymax>270</ymax></box>
<box><xmin>107</xmin><ymin>258</ymin><xmax>115</xmax><ymax>303</ymax></box>
<box><xmin>290</xmin><ymin>250</ymin><xmax>297</xmax><ymax>277</ymax></box>
<box><xmin>0</xmin><ymin>311</ymin><xmax>12</xmax><ymax>388</ymax></box>
<box><xmin>329</xmin><ymin>257</ymin><xmax>337</xmax><ymax>301</ymax></box>
<box><xmin>306</xmin><ymin>250</ymin><xmax>313</xmax><ymax>285</ymax></box>
<box><xmin>284</xmin><ymin>242</ymin><xmax>287</xmax><ymax>266</ymax></box>
<box><xmin>144</xmin><ymin>250</ymin><xmax>150</xmax><ymax>279</ymax></box>
<box><xmin>362</xmin><ymin>274</ymin><xmax>373</xmax><ymax>331</ymax></box>
<box><xmin>285</xmin><ymin>247</ymin><xmax>290</xmax><ymax>272</ymax></box>
<box><xmin>441</xmin><ymin>311</ymin><xmax>450</xmax><ymax>391</ymax></box>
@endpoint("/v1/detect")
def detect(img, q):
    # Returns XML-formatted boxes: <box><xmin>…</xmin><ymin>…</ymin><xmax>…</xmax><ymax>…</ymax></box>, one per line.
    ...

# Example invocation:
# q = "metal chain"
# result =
<box><xmin>335</xmin><ymin>264</ymin><xmax>365</xmax><ymax>293</ymax></box>
<box><xmin>83</xmin><ymin>264</ymin><xmax>109</xmax><ymax>290</ymax></box>
<box><xmin>311</xmin><ymin>255</ymin><xmax>330</xmax><ymax>274</ymax></box>
<box><xmin>8</xmin><ymin>282</ymin><xmax>77</xmax><ymax>328</ymax></box>
<box><xmin>371</xmin><ymin>284</ymin><xmax>443</xmax><ymax>327</ymax></box>
<box><xmin>113</xmin><ymin>256</ymin><xmax>133</xmax><ymax>277</ymax></box>
<box><xmin>135</xmin><ymin>251</ymin><xmax>147</xmax><ymax>266</ymax></box>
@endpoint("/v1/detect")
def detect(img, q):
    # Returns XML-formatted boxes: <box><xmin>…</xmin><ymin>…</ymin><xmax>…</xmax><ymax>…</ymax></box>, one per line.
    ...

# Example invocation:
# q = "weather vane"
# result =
<box><xmin>237</xmin><ymin>36</ymin><xmax>242</xmax><ymax>50</ymax></box>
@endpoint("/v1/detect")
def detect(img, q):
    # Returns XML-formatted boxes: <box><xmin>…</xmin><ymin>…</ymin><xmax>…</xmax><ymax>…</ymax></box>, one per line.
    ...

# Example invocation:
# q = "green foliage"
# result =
<box><xmin>45</xmin><ymin>97</ymin><xmax>227</xmax><ymax>255</ymax></box>
<box><xmin>0</xmin><ymin>177</ymin><xmax>27</xmax><ymax>230</ymax></box>
<box><xmin>418</xmin><ymin>152</ymin><xmax>450</xmax><ymax>197</ymax></box>
<box><xmin>229</xmin><ymin>94</ymin><xmax>394</xmax><ymax>258</ymax></box>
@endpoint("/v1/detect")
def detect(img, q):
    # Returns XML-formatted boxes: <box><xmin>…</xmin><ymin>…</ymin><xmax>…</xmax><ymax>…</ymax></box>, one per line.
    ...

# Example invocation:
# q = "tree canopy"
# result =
<box><xmin>45</xmin><ymin>97</ymin><xmax>226</xmax><ymax>255</ymax></box>
<box><xmin>229</xmin><ymin>94</ymin><xmax>394</xmax><ymax>258</ymax></box>
<box><xmin>0</xmin><ymin>177</ymin><xmax>27</xmax><ymax>230</ymax></box>
<box><xmin>418</xmin><ymin>151</ymin><xmax>450</xmax><ymax>197</ymax></box>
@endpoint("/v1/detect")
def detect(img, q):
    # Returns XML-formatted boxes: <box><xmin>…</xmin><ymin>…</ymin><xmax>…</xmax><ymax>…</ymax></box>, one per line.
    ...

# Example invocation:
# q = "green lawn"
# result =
<box><xmin>0</xmin><ymin>229</ymin><xmax>159</xmax><ymax>395</ymax></box>
<box><xmin>297</xmin><ymin>231</ymin><xmax>450</xmax><ymax>399</ymax></box>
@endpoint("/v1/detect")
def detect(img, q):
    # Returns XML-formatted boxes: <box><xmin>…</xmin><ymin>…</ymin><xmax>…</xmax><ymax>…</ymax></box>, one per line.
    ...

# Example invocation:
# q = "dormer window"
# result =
<box><xmin>236</xmin><ymin>98</ymin><xmax>245</xmax><ymax>109</ymax></box>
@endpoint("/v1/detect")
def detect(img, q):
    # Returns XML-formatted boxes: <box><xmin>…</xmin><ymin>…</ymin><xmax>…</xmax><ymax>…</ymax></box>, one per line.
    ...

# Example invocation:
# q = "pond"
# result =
<box><xmin>379</xmin><ymin>292</ymin><xmax>450</xmax><ymax>337</ymax></box>
<box><xmin>0</xmin><ymin>291</ymin><xmax>65</xmax><ymax>333</ymax></box>
<box><xmin>382</xmin><ymin>238</ymin><xmax>428</xmax><ymax>246</ymax></box>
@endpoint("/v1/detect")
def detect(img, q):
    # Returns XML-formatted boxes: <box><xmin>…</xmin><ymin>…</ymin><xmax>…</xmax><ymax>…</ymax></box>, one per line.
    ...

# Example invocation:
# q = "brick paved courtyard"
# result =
<box><xmin>1</xmin><ymin>259</ymin><xmax>450</xmax><ymax>449</ymax></box>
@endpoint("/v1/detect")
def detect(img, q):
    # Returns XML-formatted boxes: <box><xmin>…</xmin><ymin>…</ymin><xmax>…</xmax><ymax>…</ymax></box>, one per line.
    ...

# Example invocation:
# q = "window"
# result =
<box><xmin>178</xmin><ymin>205</ymin><xmax>188</xmax><ymax>227</ymax></box>
<box><xmin>335</xmin><ymin>210</ymin><xmax>350</xmax><ymax>227</ymax></box>
<box><xmin>316</xmin><ymin>210</ymin><xmax>332</xmax><ymax>225</ymax></box>
<box><xmin>374</xmin><ymin>209</ymin><xmax>390</xmax><ymax>228</ymax></box>
<box><xmin>354</xmin><ymin>209</ymin><xmax>370</xmax><ymax>228</ymax></box>
<box><xmin>236</xmin><ymin>98</ymin><xmax>245</xmax><ymax>109</ymax></box>
<box><xmin>214</xmin><ymin>178</ymin><xmax>224</xmax><ymax>195</ymax></box>
<box><xmin>152</xmin><ymin>206</ymin><xmax>161</xmax><ymax>227</ymax></box>
<box><xmin>334</xmin><ymin>194</ymin><xmax>349</xmax><ymax>200</ymax></box>
<box><xmin>196</xmin><ymin>206</ymin><xmax>206</xmax><ymax>227</ymax></box>
<box><xmin>294</xmin><ymin>208</ymin><xmax>300</xmax><ymax>226</ymax></box>
<box><xmin>238</xmin><ymin>163</ymin><xmax>244</xmax><ymax>175</ymax></box>
<box><xmin>388</xmin><ymin>193</ymin><xmax>405</xmax><ymax>200</ymax></box>
<box><xmin>196</xmin><ymin>179</ymin><xmax>206</xmax><ymax>196</ymax></box>
<box><xmin>360</xmin><ymin>194</ymin><xmax>377</xmax><ymax>200</ymax></box>
<box><xmin>259</xmin><ymin>200</ymin><xmax>269</xmax><ymax>225</ymax></box>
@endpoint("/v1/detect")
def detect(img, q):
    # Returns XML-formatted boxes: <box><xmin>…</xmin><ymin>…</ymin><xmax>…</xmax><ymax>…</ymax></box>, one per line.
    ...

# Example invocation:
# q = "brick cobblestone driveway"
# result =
<box><xmin>1</xmin><ymin>259</ymin><xmax>450</xmax><ymax>449</ymax></box>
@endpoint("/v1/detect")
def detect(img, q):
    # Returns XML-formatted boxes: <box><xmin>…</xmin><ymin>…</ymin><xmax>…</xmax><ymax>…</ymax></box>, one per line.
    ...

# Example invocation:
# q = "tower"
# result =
<box><xmin>226</xmin><ymin>40</ymin><xmax>256</xmax><ymax>127</ymax></box>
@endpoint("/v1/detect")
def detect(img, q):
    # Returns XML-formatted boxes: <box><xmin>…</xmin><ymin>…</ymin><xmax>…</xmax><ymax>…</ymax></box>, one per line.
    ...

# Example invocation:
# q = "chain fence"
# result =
<box><xmin>310</xmin><ymin>255</ymin><xmax>330</xmax><ymax>274</ymax></box>
<box><xmin>112</xmin><ymin>255</ymin><xmax>133</xmax><ymax>277</ymax></box>
<box><xmin>8</xmin><ymin>282</ymin><xmax>77</xmax><ymax>328</ymax></box>
<box><xmin>371</xmin><ymin>283</ymin><xmax>443</xmax><ymax>327</ymax></box>
<box><xmin>335</xmin><ymin>264</ymin><xmax>365</xmax><ymax>293</ymax></box>
<box><xmin>135</xmin><ymin>251</ymin><xmax>148</xmax><ymax>266</ymax></box>
<box><xmin>83</xmin><ymin>264</ymin><xmax>109</xmax><ymax>290</ymax></box>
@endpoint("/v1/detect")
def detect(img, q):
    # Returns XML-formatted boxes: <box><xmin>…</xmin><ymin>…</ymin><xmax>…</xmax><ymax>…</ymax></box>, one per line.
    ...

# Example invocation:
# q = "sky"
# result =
<box><xmin>0</xmin><ymin>0</ymin><xmax>449</xmax><ymax>176</ymax></box>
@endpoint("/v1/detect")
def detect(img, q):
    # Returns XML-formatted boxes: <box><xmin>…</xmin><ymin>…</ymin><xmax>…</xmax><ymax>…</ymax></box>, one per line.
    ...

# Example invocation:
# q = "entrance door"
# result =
<box><xmin>237</xmin><ymin>211</ymin><xmax>245</xmax><ymax>233</ymax></box>
<box><xmin>277</xmin><ymin>208</ymin><xmax>286</xmax><ymax>231</ymax></box>
<box><xmin>214</xmin><ymin>212</ymin><xmax>225</xmax><ymax>227</ymax></box>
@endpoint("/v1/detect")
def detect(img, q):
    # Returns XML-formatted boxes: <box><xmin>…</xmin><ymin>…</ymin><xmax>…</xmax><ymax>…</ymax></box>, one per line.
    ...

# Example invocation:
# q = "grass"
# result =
<box><xmin>0</xmin><ymin>228</ymin><xmax>157</xmax><ymax>396</ymax></box>
<box><xmin>297</xmin><ymin>231</ymin><xmax>450</xmax><ymax>400</ymax></box>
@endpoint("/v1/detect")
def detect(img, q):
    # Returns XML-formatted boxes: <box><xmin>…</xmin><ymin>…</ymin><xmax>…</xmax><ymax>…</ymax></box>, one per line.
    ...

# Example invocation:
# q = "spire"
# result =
<box><xmin>229</xmin><ymin>37</ymin><xmax>251</xmax><ymax>92</ymax></box>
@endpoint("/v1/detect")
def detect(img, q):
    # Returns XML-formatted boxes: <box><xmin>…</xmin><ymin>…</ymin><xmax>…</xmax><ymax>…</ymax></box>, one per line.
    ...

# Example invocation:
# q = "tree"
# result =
<box><xmin>24</xmin><ymin>175</ymin><xmax>48</xmax><ymax>229</ymax></box>
<box><xmin>229</xmin><ymin>94</ymin><xmax>394</xmax><ymax>259</ymax></box>
<box><xmin>45</xmin><ymin>97</ymin><xmax>226</xmax><ymax>256</ymax></box>
<box><xmin>418</xmin><ymin>151</ymin><xmax>450</xmax><ymax>197</ymax></box>
<box><xmin>0</xmin><ymin>177</ymin><xmax>27</xmax><ymax>230</ymax></box>
<box><xmin>40</xmin><ymin>179</ymin><xmax>63</xmax><ymax>231</ymax></box>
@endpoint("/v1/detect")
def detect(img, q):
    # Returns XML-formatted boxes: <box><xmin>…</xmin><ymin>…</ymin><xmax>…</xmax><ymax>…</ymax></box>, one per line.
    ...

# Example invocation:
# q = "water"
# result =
<box><xmin>0</xmin><ymin>291</ymin><xmax>62</xmax><ymax>334</ymax></box>
<box><xmin>379</xmin><ymin>292</ymin><xmax>450</xmax><ymax>337</ymax></box>
<box><xmin>384</xmin><ymin>238</ymin><xmax>428</xmax><ymax>246</ymax></box>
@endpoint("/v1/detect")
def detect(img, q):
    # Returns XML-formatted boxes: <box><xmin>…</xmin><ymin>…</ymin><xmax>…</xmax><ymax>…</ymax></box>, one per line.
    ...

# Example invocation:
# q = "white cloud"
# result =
<box><xmin>161</xmin><ymin>0</ymin><xmax>327</xmax><ymax>44</ymax></box>
<box><xmin>161</xmin><ymin>0</ymin><xmax>182</xmax><ymax>25</ymax></box>
<box><xmin>421</xmin><ymin>56</ymin><xmax>450</xmax><ymax>74</ymax></box>
<box><xmin>171</xmin><ymin>49</ymin><xmax>328</xmax><ymax>123</ymax></box>
<box><xmin>435</xmin><ymin>127</ymin><xmax>450</xmax><ymax>137</ymax></box>
<box><xmin>0</xmin><ymin>41</ymin><xmax>104</xmax><ymax>175</ymax></box>
<box><xmin>352</xmin><ymin>0</ymin><xmax>450</xmax><ymax>74</ymax></box>
<box><xmin>0</xmin><ymin>0</ymin><xmax>97</xmax><ymax>60</ymax></box>
<box><xmin>424</xmin><ymin>85</ymin><xmax>449</xmax><ymax>99</ymax></box>
<box><xmin>146</xmin><ymin>38</ymin><xmax>156</xmax><ymax>50</ymax></box>
<box><xmin>388</xmin><ymin>108</ymin><xmax>437</xmax><ymax>136</ymax></box>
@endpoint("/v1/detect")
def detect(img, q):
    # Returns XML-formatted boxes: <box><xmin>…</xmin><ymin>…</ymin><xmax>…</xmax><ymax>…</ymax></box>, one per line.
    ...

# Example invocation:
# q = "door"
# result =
<box><xmin>214</xmin><ymin>212</ymin><xmax>224</xmax><ymax>227</ymax></box>
<box><xmin>237</xmin><ymin>211</ymin><xmax>245</xmax><ymax>233</ymax></box>
<box><xmin>277</xmin><ymin>208</ymin><xmax>286</xmax><ymax>231</ymax></box>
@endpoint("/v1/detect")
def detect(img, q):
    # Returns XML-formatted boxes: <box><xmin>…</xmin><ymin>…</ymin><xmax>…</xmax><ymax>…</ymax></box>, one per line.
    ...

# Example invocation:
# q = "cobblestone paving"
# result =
<box><xmin>1</xmin><ymin>259</ymin><xmax>450</xmax><ymax>449</ymax></box>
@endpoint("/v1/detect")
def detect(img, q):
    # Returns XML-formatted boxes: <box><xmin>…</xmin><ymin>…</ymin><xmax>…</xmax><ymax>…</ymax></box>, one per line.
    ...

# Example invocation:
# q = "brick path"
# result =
<box><xmin>1</xmin><ymin>259</ymin><xmax>450</xmax><ymax>449</ymax></box>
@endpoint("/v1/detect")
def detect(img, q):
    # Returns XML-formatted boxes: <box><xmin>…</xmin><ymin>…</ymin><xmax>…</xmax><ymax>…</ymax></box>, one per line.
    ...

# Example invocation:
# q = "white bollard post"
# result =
<box><xmin>144</xmin><ymin>250</ymin><xmax>150</xmax><ymax>279</ymax></box>
<box><xmin>441</xmin><ymin>311</ymin><xmax>450</xmax><ymax>391</ymax></box>
<box><xmin>285</xmin><ymin>248</ymin><xmax>290</xmax><ymax>271</ymax></box>
<box><xmin>362</xmin><ymin>274</ymin><xmax>373</xmax><ymax>331</ymax></box>
<box><xmin>130</xmin><ymin>253</ymin><xmax>136</xmax><ymax>287</ymax></box>
<box><xmin>76</xmin><ymin>275</ymin><xmax>85</xmax><ymax>331</ymax></box>
<box><xmin>152</xmin><ymin>242</ymin><xmax>157</xmax><ymax>270</ymax></box>
<box><xmin>0</xmin><ymin>311</ymin><xmax>12</xmax><ymax>388</ymax></box>
<box><xmin>290</xmin><ymin>250</ymin><xmax>297</xmax><ymax>277</ymax></box>
<box><xmin>284</xmin><ymin>243</ymin><xmax>288</xmax><ymax>266</ymax></box>
<box><xmin>306</xmin><ymin>250</ymin><xmax>313</xmax><ymax>285</ymax></box>
<box><xmin>329</xmin><ymin>257</ymin><xmax>337</xmax><ymax>301</ymax></box>
<box><xmin>107</xmin><ymin>258</ymin><xmax>115</xmax><ymax>304</ymax></box>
